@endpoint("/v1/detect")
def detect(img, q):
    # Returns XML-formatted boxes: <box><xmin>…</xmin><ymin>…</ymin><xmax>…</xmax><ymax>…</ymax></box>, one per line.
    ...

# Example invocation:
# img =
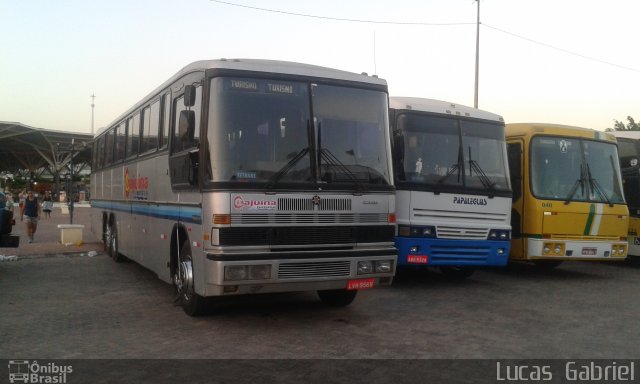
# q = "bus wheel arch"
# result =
<box><xmin>171</xmin><ymin>225</ymin><xmax>209</xmax><ymax>316</ymax></box>
<box><xmin>107</xmin><ymin>214</ymin><xmax>125</xmax><ymax>262</ymax></box>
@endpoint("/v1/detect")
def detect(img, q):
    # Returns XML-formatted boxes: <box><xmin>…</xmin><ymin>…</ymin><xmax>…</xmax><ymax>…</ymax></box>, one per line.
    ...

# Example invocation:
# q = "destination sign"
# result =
<box><xmin>226</xmin><ymin>78</ymin><xmax>298</xmax><ymax>95</ymax></box>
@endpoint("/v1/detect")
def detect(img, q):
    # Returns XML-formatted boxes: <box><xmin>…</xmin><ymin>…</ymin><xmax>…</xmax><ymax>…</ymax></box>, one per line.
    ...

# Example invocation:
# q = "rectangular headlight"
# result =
<box><xmin>374</xmin><ymin>260</ymin><xmax>392</xmax><ymax>273</ymax></box>
<box><xmin>248</xmin><ymin>265</ymin><xmax>271</xmax><ymax>280</ymax></box>
<box><xmin>224</xmin><ymin>265</ymin><xmax>247</xmax><ymax>281</ymax></box>
<box><xmin>357</xmin><ymin>261</ymin><xmax>374</xmax><ymax>275</ymax></box>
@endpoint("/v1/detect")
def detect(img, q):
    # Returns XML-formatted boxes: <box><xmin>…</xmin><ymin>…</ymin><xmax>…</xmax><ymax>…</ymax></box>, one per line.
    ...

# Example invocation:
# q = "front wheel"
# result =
<box><xmin>317</xmin><ymin>289</ymin><xmax>358</xmax><ymax>307</ymax></box>
<box><xmin>174</xmin><ymin>241</ymin><xmax>209</xmax><ymax>316</ymax></box>
<box><xmin>440</xmin><ymin>266</ymin><xmax>475</xmax><ymax>279</ymax></box>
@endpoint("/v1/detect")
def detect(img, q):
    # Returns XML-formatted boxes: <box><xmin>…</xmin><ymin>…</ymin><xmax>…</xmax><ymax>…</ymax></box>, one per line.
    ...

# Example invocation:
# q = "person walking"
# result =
<box><xmin>20</xmin><ymin>190</ymin><xmax>41</xmax><ymax>243</ymax></box>
<box><xmin>42</xmin><ymin>191</ymin><xmax>53</xmax><ymax>218</ymax></box>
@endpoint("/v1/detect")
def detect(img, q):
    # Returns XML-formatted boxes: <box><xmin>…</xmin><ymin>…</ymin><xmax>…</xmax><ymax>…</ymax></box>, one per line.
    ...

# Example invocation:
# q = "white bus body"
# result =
<box><xmin>390</xmin><ymin>97</ymin><xmax>512</xmax><ymax>278</ymax></box>
<box><xmin>91</xmin><ymin>60</ymin><xmax>397</xmax><ymax>315</ymax></box>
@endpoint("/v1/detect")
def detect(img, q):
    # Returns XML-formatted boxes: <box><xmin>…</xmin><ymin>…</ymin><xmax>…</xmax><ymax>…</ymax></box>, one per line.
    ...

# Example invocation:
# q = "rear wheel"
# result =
<box><xmin>317</xmin><ymin>289</ymin><xmax>358</xmax><ymax>307</ymax></box>
<box><xmin>108</xmin><ymin>222</ymin><xmax>125</xmax><ymax>262</ymax></box>
<box><xmin>440</xmin><ymin>266</ymin><xmax>475</xmax><ymax>278</ymax></box>
<box><xmin>174</xmin><ymin>241</ymin><xmax>209</xmax><ymax>316</ymax></box>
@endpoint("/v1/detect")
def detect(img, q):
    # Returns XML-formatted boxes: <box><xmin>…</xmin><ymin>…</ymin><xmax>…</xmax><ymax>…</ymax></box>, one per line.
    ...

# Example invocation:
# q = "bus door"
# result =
<box><xmin>507</xmin><ymin>140</ymin><xmax>525</xmax><ymax>259</ymax></box>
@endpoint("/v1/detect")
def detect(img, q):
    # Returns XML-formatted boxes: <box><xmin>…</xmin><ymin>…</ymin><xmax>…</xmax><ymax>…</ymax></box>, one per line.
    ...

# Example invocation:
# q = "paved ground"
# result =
<box><xmin>2</xmin><ymin>251</ymin><xmax>639</xmax><ymax>360</ymax></box>
<box><xmin>2</xmin><ymin>205</ymin><xmax>639</xmax><ymax>383</ymax></box>
<box><xmin>1</xmin><ymin>204</ymin><xmax>103</xmax><ymax>257</ymax></box>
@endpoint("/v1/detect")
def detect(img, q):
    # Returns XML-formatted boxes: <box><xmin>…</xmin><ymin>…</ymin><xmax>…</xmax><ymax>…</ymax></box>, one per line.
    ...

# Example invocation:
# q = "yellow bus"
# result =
<box><xmin>612</xmin><ymin>131</ymin><xmax>640</xmax><ymax>257</ymax></box>
<box><xmin>506</xmin><ymin>123</ymin><xmax>628</xmax><ymax>268</ymax></box>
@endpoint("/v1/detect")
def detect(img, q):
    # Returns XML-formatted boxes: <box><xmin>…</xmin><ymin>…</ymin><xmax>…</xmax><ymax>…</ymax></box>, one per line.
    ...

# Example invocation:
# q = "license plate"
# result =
<box><xmin>347</xmin><ymin>278</ymin><xmax>375</xmax><ymax>291</ymax></box>
<box><xmin>581</xmin><ymin>247</ymin><xmax>597</xmax><ymax>256</ymax></box>
<box><xmin>407</xmin><ymin>255</ymin><xmax>429</xmax><ymax>264</ymax></box>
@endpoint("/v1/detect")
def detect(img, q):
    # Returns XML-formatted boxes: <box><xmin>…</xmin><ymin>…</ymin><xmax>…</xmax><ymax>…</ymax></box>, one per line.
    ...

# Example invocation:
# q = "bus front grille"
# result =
<box><xmin>217</xmin><ymin>225</ymin><xmax>395</xmax><ymax>246</ymax></box>
<box><xmin>278</xmin><ymin>197</ymin><xmax>351</xmax><ymax>211</ymax></box>
<box><xmin>437</xmin><ymin>226</ymin><xmax>489</xmax><ymax>240</ymax></box>
<box><xmin>231</xmin><ymin>213</ymin><xmax>387</xmax><ymax>224</ymax></box>
<box><xmin>278</xmin><ymin>261</ymin><xmax>351</xmax><ymax>279</ymax></box>
<box><xmin>413</xmin><ymin>208</ymin><xmax>507</xmax><ymax>224</ymax></box>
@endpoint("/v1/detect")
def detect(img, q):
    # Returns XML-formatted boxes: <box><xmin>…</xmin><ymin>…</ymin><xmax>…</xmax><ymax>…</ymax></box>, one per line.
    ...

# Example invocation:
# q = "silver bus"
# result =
<box><xmin>90</xmin><ymin>59</ymin><xmax>397</xmax><ymax>316</ymax></box>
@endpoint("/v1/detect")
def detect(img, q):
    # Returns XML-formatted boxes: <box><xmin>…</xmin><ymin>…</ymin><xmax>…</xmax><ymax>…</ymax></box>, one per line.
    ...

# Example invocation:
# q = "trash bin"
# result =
<box><xmin>57</xmin><ymin>224</ymin><xmax>84</xmax><ymax>244</ymax></box>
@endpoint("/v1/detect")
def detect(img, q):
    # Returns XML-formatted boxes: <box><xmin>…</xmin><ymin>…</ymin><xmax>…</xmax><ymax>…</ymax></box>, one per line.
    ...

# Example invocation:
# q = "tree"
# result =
<box><xmin>608</xmin><ymin>116</ymin><xmax>640</xmax><ymax>131</ymax></box>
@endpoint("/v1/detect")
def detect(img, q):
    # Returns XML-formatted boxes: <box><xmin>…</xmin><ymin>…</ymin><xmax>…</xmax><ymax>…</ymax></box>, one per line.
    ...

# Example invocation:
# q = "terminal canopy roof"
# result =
<box><xmin>0</xmin><ymin>121</ymin><xmax>93</xmax><ymax>176</ymax></box>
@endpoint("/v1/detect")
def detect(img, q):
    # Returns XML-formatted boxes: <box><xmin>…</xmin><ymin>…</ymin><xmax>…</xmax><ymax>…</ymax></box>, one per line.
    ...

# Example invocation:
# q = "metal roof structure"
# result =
<box><xmin>0</xmin><ymin>121</ymin><xmax>93</xmax><ymax>178</ymax></box>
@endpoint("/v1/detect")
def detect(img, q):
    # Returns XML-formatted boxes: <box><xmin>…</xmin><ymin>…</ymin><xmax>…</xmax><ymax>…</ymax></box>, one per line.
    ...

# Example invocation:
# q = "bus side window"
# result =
<box><xmin>127</xmin><ymin>113</ymin><xmax>141</xmax><ymax>158</ymax></box>
<box><xmin>507</xmin><ymin>142</ymin><xmax>522</xmax><ymax>201</ymax></box>
<box><xmin>160</xmin><ymin>92</ymin><xmax>170</xmax><ymax>149</ymax></box>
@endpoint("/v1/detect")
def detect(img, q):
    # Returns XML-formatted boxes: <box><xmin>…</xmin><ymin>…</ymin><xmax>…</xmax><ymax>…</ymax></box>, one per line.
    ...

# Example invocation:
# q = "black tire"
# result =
<box><xmin>533</xmin><ymin>260</ymin><xmax>563</xmax><ymax>269</ymax></box>
<box><xmin>317</xmin><ymin>289</ymin><xmax>358</xmax><ymax>307</ymax></box>
<box><xmin>440</xmin><ymin>266</ymin><xmax>475</xmax><ymax>279</ymax></box>
<box><xmin>102</xmin><ymin>218</ymin><xmax>108</xmax><ymax>251</ymax></box>
<box><xmin>108</xmin><ymin>222</ymin><xmax>125</xmax><ymax>262</ymax></box>
<box><xmin>174</xmin><ymin>241</ymin><xmax>209</xmax><ymax>316</ymax></box>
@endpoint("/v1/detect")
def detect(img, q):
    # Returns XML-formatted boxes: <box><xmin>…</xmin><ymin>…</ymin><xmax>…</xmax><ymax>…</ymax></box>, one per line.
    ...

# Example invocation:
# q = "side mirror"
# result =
<box><xmin>184</xmin><ymin>85</ymin><xmax>196</xmax><ymax>107</ymax></box>
<box><xmin>178</xmin><ymin>110</ymin><xmax>196</xmax><ymax>150</ymax></box>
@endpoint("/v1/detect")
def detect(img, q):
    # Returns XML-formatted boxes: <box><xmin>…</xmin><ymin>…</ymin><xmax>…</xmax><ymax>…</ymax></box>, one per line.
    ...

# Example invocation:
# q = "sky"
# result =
<box><xmin>1</xmin><ymin>0</ymin><xmax>639</xmax><ymax>134</ymax></box>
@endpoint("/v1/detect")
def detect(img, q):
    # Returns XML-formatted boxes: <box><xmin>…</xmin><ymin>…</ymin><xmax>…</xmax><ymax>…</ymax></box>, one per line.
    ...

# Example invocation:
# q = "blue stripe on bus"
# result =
<box><xmin>91</xmin><ymin>200</ymin><xmax>202</xmax><ymax>224</ymax></box>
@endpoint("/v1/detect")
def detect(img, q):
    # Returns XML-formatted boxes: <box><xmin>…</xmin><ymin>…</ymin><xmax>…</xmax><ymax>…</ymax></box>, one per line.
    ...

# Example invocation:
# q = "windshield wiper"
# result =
<box><xmin>585</xmin><ymin>162</ymin><xmax>613</xmax><ymax>207</ymax></box>
<box><xmin>437</xmin><ymin>144</ymin><xmax>464</xmax><ymax>185</ymax></box>
<box><xmin>320</xmin><ymin>148</ymin><xmax>366</xmax><ymax>192</ymax></box>
<box><xmin>264</xmin><ymin>147</ymin><xmax>309</xmax><ymax>189</ymax></box>
<box><xmin>564</xmin><ymin>163</ymin><xmax>585</xmax><ymax>205</ymax></box>
<box><xmin>466</xmin><ymin>147</ymin><xmax>496</xmax><ymax>196</ymax></box>
<box><xmin>563</xmin><ymin>177</ymin><xmax>585</xmax><ymax>205</ymax></box>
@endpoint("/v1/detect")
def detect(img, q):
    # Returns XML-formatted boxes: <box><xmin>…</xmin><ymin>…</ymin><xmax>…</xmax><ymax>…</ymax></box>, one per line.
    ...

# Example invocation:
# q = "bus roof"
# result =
<box><xmin>611</xmin><ymin>131</ymin><xmax>640</xmax><ymax>140</ymax></box>
<box><xmin>506</xmin><ymin>123</ymin><xmax>617</xmax><ymax>143</ymax></box>
<box><xmin>389</xmin><ymin>97</ymin><xmax>504</xmax><ymax>123</ymax></box>
<box><xmin>97</xmin><ymin>59</ymin><xmax>387</xmax><ymax>136</ymax></box>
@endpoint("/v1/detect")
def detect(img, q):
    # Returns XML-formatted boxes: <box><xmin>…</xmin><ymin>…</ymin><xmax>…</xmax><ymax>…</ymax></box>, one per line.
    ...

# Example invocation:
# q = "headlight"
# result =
<box><xmin>225</xmin><ymin>265</ymin><xmax>272</xmax><ymax>281</ymax></box>
<box><xmin>489</xmin><ymin>229</ymin><xmax>510</xmax><ymax>240</ymax></box>
<box><xmin>543</xmin><ymin>245</ymin><xmax>551</xmax><ymax>254</ymax></box>
<box><xmin>375</xmin><ymin>260</ymin><xmax>392</xmax><ymax>273</ymax></box>
<box><xmin>554</xmin><ymin>246</ymin><xmax>562</xmax><ymax>254</ymax></box>
<box><xmin>400</xmin><ymin>225</ymin><xmax>436</xmax><ymax>238</ymax></box>
<box><xmin>225</xmin><ymin>265</ymin><xmax>247</xmax><ymax>281</ymax></box>
<box><xmin>357</xmin><ymin>261</ymin><xmax>374</xmax><ymax>275</ymax></box>
<box><xmin>248</xmin><ymin>265</ymin><xmax>271</xmax><ymax>280</ymax></box>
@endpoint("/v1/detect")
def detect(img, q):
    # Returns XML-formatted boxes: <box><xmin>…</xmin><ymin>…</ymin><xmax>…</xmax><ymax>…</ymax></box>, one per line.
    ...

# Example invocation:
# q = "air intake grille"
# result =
<box><xmin>278</xmin><ymin>197</ymin><xmax>351</xmax><ymax>211</ymax></box>
<box><xmin>217</xmin><ymin>225</ymin><xmax>395</xmax><ymax>246</ymax></box>
<box><xmin>231</xmin><ymin>213</ymin><xmax>388</xmax><ymax>224</ymax></box>
<box><xmin>278</xmin><ymin>260</ymin><xmax>351</xmax><ymax>279</ymax></box>
<box><xmin>437</xmin><ymin>226</ymin><xmax>489</xmax><ymax>240</ymax></box>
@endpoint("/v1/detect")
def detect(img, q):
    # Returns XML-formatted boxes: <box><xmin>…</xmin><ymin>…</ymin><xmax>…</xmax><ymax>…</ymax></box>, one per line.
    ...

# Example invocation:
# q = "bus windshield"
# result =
<box><xmin>530</xmin><ymin>136</ymin><xmax>625</xmax><ymax>204</ymax></box>
<box><xmin>396</xmin><ymin>114</ymin><xmax>511</xmax><ymax>193</ymax></box>
<box><xmin>206</xmin><ymin>77</ymin><xmax>391</xmax><ymax>187</ymax></box>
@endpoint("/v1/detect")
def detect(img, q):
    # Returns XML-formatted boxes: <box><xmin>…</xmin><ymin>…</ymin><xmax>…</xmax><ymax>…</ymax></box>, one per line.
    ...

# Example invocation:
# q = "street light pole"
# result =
<box><xmin>90</xmin><ymin>94</ymin><xmax>96</xmax><ymax>135</ymax></box>
<box><xmin>474</xmin><ymin>0</ymin><xmax>480</xmax><ymax>109</ymax></box>
<box><xmin>68</xmin><ymin>139</ymin><xmax>75</xmax><ymax>224</ymax></box>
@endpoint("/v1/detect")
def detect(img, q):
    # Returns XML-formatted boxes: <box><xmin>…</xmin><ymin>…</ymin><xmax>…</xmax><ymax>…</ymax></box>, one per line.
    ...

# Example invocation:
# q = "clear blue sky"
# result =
<box><xmin>1</xmin><ymin>0</ymin><xmax>638</xmax><ymax>133</ymax></box>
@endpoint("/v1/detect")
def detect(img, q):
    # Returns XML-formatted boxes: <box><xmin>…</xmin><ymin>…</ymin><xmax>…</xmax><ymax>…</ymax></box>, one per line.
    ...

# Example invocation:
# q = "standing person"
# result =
<box><xmin>42</xmin><ymin>191</ymin><xmax>53</xmax><ymax>218</ymax></box>
<box><xmin>18</xmin><ymin>190</ymin><xmax>26</xmax><ymax>221</ymax></box>
<box><xmin>5</xmin><ymin>193</ymin><xmax>15</xmax><ymax>220</ymax></box>
<box><xmin>20</xmin><ymin>191</ymin><xmax>41</xmax><ymax>243</ymax></box>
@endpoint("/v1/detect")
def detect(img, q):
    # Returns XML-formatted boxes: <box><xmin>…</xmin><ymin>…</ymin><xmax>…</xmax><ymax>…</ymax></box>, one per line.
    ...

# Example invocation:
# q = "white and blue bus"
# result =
<box><xmin>390</xmin><ymin>97</ymin><xmax>512</xmax><ymax>278</ymax></box>
<box><xmin>91</xmin><ymin>59</ymin><xmax>397</xmax><ymax>315</ymax></box>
